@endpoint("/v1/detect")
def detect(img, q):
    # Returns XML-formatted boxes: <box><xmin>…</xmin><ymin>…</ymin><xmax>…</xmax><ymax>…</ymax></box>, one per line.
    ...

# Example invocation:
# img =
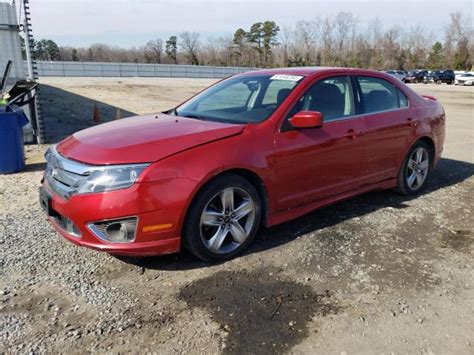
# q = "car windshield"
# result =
<box><xmin>174</xmin><ymin>74</ymin><xmax>303</xmax><ymax>124</ymax></box>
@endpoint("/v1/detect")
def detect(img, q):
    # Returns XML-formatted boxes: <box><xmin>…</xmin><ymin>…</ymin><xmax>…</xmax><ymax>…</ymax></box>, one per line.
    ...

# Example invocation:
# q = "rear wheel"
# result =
<box><xmin>183</xmin><ymin>174</ymin><xmax>261</xmax><ymax>261</ymax></box>
<box><xmin>396</xmin><ymin>141</ymin><xmax>432</xmax><ymax>195</ymax></box>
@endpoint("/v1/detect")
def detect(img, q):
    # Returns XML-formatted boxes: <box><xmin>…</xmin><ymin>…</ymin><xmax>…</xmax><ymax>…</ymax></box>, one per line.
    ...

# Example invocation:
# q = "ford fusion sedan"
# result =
<box><xmin>40</xmin><ymin>67</ymin><xmax>445</xmax><ymax>261</ymax></box>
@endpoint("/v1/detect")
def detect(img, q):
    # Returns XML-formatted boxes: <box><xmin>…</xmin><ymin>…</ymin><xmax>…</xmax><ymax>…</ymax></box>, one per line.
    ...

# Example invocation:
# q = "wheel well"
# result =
<box><xmin>418</xmin><ymin>136</ymin><xmax>436</xmax><ymax>166</ymax></box>
<box><xmin>203</xmin><ymin>169</ymin><xmax>269</xmax><ymax>225</ymax></box>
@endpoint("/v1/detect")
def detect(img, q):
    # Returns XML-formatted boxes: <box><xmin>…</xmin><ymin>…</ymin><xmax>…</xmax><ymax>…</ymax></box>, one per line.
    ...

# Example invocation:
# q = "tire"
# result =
<box><xmin>396</xmin><ymin>141</ymin><xmax>432</xmax><ymax>195</ymax></box>
<box><xmin>182</xmin><ymin>174</ymin><xmax>262</xmax><ymax>261</ymax></box>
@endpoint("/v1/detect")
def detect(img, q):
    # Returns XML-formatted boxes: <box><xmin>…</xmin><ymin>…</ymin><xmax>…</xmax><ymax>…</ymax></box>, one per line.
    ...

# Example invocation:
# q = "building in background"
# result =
<box><xmin>0</xmin><ymin>1</ymin><xmax>23</xmax><ymax>88</ymax></box>
<box><xmin>0</xmin><ymin>0</ymin><xmax>43</xmax><ymax>143</ymax></box>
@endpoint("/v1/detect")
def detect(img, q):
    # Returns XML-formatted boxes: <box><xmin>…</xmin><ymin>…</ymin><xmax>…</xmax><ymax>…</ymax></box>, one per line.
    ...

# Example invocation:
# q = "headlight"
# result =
<box><xmin>75</xmin><ymin>164</ymin><xmax>149</xmax><ymax>194</ymax></box>
<box><xmin>44</xmin><ymin>145</ymin><xmax>150</xmax><ymax>198</ymax></box>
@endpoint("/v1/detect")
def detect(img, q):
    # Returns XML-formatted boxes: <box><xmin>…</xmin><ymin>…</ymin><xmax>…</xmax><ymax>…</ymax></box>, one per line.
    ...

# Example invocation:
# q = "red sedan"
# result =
<box><xmin>40</xmin><ymin>67</ymin><xmax>445</xmax><ymax>261</ymax></box>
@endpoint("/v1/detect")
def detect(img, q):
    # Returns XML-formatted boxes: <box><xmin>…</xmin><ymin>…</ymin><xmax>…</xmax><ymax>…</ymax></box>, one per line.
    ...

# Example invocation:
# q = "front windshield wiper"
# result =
<box><xmin>175</xmin><ymin>111</ymin><xmax>248</xmax><ymax>125</ymax></box>
<box><xmin>181</xmin><ymin>113</ymin><xmax>207</xmax><ymax>121</ymax></box>
<box><xmin>162</xmin><ymin>108</ymin><xmax>177</xmax><ymax>115</ymax></box>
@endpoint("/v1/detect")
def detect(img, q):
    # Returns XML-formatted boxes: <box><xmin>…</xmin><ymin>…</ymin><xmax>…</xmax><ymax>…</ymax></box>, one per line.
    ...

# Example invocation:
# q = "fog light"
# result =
<box><xmin>88</xmin><ymin>217</ymin><xmax>138</xmax><ymax>243</ymax></box>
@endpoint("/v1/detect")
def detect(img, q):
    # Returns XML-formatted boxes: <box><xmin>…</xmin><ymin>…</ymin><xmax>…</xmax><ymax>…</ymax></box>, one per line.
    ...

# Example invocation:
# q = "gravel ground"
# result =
<box><xmin>0</xmin><ymin>79</ymin><xmax>473</xmax><ymax>354</ymax></box>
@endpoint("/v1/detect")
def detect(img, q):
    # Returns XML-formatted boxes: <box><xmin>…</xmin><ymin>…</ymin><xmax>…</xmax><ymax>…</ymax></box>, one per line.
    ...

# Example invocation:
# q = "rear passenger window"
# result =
<box><xmin>397</xmin><ymin>88</ymin><xmax>409</xmax><ymax>108</ymax></box>
<box><xmin>356</xmin><ymin>76</ymin><xmax>399</xmax><ymax>113</ymax></box>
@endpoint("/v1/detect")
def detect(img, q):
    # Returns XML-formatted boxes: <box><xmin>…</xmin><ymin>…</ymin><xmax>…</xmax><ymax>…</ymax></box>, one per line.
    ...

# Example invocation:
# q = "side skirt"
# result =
<box><xmin>266</xmin><ymin>178</ymin><xmax>397</xmax><ymax>227</ymax></box>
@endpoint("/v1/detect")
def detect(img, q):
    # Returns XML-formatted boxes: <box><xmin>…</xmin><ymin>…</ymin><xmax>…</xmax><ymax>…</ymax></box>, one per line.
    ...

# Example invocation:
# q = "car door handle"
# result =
<box><xmin>407</xmin><ymin>118</ymin><xmax>418</xmax><ymax>127</ymax></box>
<box><xmin>344</xmin><ymin>129</ymin><xmax>358</xmax><ymax>139</ymax></box>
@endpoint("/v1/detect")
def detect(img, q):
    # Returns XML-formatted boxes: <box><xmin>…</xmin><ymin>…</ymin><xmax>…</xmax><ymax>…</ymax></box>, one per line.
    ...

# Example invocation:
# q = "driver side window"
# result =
<box><xmin>283</xmin><ymin>76</ymin><xmax>354</xmax><ymax>130</ymax></box>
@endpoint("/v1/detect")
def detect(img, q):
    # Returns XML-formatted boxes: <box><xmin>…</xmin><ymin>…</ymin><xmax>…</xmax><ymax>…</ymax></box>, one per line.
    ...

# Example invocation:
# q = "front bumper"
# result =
<box><xmin>40</xmin><ymin>177</ymin><xmax>197</xmax><ymax>256</ymax></box>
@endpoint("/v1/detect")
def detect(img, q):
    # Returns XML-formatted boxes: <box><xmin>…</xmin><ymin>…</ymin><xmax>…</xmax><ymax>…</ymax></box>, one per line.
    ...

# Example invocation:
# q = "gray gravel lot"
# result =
<box><xmin>0</xmin><ymin>79</ymin><xmax>473</xmax><ymax>354</ymax></box>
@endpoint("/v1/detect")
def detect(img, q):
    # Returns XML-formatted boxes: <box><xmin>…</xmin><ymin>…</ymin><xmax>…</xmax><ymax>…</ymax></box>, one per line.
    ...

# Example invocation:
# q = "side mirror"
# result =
<box><xmin>289</xmin><ymin>111</ymin><xmax>324</xmax><ymax>129</ymax></box>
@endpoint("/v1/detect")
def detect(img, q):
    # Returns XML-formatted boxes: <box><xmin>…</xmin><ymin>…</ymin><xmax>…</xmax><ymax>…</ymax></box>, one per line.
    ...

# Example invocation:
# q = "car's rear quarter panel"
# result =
<box><xmin>410</xmin><ymin>97</ymin><xmax>446</xmax><ymax>165</ymax></box>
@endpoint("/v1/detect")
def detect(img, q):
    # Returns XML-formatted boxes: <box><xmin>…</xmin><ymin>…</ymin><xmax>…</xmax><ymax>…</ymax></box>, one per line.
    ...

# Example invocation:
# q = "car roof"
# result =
<box><xmin>237</xmin><ymin>66</ymin><xmax>384</xmax><ymax>78</ymax></box>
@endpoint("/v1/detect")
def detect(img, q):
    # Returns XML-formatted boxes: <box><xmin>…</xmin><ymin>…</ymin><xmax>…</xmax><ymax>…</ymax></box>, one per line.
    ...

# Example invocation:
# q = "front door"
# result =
<box><xmin>274</xmin><ymin>76</ymin><xmax>365</xmax><ymax>211</ymax></box>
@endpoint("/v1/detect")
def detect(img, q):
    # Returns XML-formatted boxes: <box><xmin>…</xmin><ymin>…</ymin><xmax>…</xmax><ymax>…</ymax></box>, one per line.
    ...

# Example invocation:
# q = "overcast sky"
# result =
<box><xmin>19</xmin><ymin>0</ymin><xmax>473</xmax><ymax>47</ymax></box>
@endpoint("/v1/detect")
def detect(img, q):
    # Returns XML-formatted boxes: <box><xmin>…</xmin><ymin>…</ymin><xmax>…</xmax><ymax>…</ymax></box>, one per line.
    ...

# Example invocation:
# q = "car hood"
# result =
<box><xmin>57</xmin><ymin>114</ymin><xmax>245</xmax><ymax>165</ymax></box>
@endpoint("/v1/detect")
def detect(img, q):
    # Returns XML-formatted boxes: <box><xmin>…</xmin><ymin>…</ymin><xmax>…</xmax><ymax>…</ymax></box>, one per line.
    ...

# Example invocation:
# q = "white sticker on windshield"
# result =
<box><xmin>270</xmin><ymin>74</ymin><xmax>303</xmax><ymax>82</ymax></box>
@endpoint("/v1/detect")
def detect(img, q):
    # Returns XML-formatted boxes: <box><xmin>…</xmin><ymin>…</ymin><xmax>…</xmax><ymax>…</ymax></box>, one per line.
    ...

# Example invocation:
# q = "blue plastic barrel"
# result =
<box><xmin>0</xmin><ymin>105</ymin><xmax>29</xmax><ymax>174</ymax></box>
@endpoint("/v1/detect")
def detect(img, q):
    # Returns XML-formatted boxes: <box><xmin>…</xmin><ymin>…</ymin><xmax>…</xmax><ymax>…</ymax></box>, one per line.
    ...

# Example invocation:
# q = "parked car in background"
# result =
<box><xmin>398</xmin><ymin>70</ymin><xmax>408</xmax><ymax>81</ymax></box>
<box><xmin>385</xmin><ymin>70</ymin><xmax>406</xmax><ymax>81</ymax></box>
<box><xmin>455</xmin><ymin>72</ymin><xmax>474</xmax><ymax>86</ymax></box>
<box><xmin>404</xmin><ymin>70</ymin><xmax>427</xmax><ymax>83</ymax></box>
<box><xmin>424</xmin><ymin>70</ymin><xmax>455</xmax><ymax>84</ymax></box>
<box><xmin>40</xmin><ymin>67</ymin><xmax>446</xmax><ymax>261</ymax></box>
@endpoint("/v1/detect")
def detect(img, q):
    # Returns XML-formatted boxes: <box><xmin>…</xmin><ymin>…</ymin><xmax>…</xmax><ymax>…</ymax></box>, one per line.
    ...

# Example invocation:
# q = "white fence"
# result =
<box><xmin>30</xmin><ymin>61</ymin><xmax>254</xmax><ymax>79</ymax></box>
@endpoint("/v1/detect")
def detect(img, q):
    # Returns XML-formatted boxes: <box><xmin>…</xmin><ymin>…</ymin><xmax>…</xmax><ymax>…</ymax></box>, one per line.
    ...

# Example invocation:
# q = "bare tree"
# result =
<box><xmin>202</xmin><ymin>36</ymin><xmax>218</xmax><ymax>65</ymax></box>
<box><xmin>216</xmin><ymin>36</ymin><xmax>234</xmax><ymax>66</ymax></box>
<box><xmin>278</xmin><ymin>25</ymin><xmax>294</xmax><ymax>66</ymax></box>
<box><xmin>445</xmin><ymin>12</ymin><xmax>473</xmax><ymax>67</ymax></box>
<box><xmin>179</xmin><ymin>31</ymin><xmax>200</xmax><ymax>65</ymax></box>
<box><xmin>295</xmin><ymin>19</ymin><xmax>318</xmax><ymax>64</ymax></box>
<box><xmin>144</xmin><ymin>39</ymin><xmax>163</xmax><ymax>63</ymax></box>
<box><xmin>319</xmin><ymin>17</ymin><xmax>334</xmax><ymax>65</ymax></box>
<box><xmin>334</xmin><ymin>12</ymin><xmax>358</xmax><ymax>65</ymax></box>
<box><xmin>404</xmin><ymin>26</ymin><xmax>433</xmax><ymax>69</ymax></box>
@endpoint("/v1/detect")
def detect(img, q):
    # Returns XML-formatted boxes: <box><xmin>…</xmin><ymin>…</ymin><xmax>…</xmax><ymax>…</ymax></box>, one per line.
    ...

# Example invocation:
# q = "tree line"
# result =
<box><xmin>29</xmin><ymin>11</ymin><xmax>473</xmax><ymax>71</ymax></box>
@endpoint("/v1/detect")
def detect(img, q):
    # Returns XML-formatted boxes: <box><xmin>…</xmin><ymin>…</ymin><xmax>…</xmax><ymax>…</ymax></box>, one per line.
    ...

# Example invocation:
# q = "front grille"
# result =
<box><xmin>51</xmin><ymin>168</ymin><xmax>82</xmax><ymax>188</ymax></box>
<box><xmin>44</xmin><ymin>147</ymin><xmax>92</xmax><ymax>200</ymax></box>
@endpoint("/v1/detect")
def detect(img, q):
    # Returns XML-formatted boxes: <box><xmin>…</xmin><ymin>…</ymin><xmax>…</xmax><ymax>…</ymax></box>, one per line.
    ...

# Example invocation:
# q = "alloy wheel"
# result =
<box><xmin>199</xmin><ymin>187</ymin><xmax>256</xmax><ymax>254</ymax></box>
<box><xmin>406</xmin><ymin>147</ymin><xmax>429</xmax><ymax>191</ymax></box>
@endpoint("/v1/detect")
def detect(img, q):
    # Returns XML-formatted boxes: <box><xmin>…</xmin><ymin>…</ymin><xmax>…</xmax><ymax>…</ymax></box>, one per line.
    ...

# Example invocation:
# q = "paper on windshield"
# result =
<box><xmin>270</xmin><ymin>74</ymin><xmax>303</xmax><ymax>82</ymax></box>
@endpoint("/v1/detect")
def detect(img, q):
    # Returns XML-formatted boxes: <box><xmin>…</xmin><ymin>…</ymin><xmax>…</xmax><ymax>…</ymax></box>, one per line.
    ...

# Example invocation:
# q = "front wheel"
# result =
<box><xmin>183</xmin><ymin>174</ymin><xmax>261</xmax><ymax>261</ymax></box>
<box><xmin>396</xmin><ymin>141</ymin><xmax>432</xmax><ymax>195</ymax></box>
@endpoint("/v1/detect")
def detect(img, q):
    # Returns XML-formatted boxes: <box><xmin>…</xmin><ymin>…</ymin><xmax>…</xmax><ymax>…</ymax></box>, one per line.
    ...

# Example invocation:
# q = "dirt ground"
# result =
<box><xmin>0</xmin><ymin>78</ymin><xmax>473</xmax><ymax>354</ymax></box>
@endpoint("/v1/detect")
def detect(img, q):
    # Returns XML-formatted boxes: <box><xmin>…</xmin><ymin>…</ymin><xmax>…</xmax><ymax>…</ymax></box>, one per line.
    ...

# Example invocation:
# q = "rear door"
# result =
<box><xmin>353</xmin><ymin>75</ymin><xmax>412</xmax><ymax>186</ymax></box>
<box><xmin>274</xmin><ymin>75</ymin><xmax>365</xmax><ymax>211</ymax></box>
